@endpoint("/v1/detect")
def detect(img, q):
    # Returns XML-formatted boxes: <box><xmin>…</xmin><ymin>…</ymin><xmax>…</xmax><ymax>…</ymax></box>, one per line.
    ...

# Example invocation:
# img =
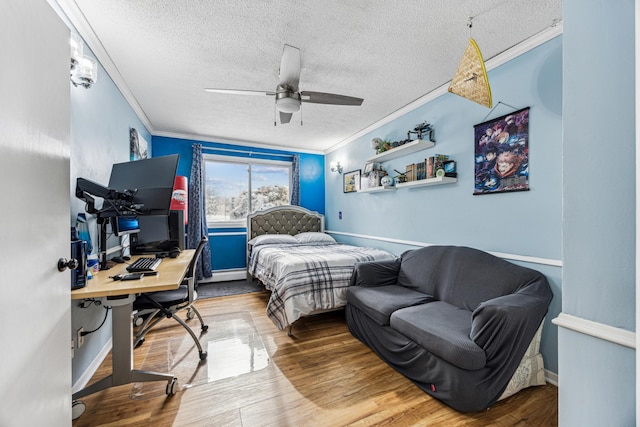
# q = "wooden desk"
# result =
<box><xmin>71</xmin><ymin>250</ymin><xmax>195</xmax><ymax>401</ymax></box>
<box><xmin>71</xmin><ymin>250</ymin><xmax>195</xmax><ymax>300</ymax></box>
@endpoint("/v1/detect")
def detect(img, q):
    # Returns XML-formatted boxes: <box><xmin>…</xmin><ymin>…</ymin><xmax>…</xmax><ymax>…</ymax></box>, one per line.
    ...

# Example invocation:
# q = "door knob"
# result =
<box><xmin>58</xmin><ymin>258</ymin><xmax>79</xmax><ymax>272</ymax></box>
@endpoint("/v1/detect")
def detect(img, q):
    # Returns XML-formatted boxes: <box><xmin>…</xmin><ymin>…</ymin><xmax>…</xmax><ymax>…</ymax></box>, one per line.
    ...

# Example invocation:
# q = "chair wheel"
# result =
<box><xmin>166</xmin><ymin>377</ymin><xmax>178</xmax><ymax>396</ymax></box>
<box><xmin>135</xmin><ymin>337</ymin><xmax>145</xmax><ymax>347</ymax></box>
<box><xmin>202</xmin><ymin>324</ymin><xmax>209</xmax><ymax>332</ymax></box>
<box><xmin>72</xmin><ymin>400</ymin><xmax>86</xmax><ymax>420</ymax></box>
<box><xmin>199</xmin><ymin>351</ymin><xmax>208</xmax><ymax>361</ymax></box>
<box><xmin>133</xmin><ymin>316</ymin><xmax>144</xmax><ymax>327</ymax></box>
<box><xmin>186</xmin><ymin>308</ymin><xmax>195</xmax><ymax>320</ymax></box>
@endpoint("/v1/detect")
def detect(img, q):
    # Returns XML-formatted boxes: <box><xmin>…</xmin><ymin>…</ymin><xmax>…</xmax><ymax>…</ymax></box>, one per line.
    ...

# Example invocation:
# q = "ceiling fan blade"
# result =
<box><xmin>279</xmin><ymin>44</ymin><xmax>301</xmax><ymax>91</ymax></box>
<box><xmin>300</xmin><ymin>91</ymin><xmax>364</xmax><ymax>106</ymax></box>
<box><xmin>204</xmin><ymin>88</ymin><xmax>275</xmax><ymax>96</ymax></box>
<box><xmin>279</xmin><ymin>111</ymin><xmax>293</xmax><ymax>124</ymax></box>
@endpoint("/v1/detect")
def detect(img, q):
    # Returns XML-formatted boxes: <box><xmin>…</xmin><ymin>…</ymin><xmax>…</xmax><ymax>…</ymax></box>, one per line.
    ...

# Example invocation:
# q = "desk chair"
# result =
<box><xmin>133</xmin><ymin>236</ymin><xmax>209</xmax><ymax>361</ymax></box>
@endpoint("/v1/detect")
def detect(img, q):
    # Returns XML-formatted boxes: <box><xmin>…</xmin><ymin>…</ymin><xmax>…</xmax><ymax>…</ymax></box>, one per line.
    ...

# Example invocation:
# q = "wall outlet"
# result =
<box><xmin>77</xmin><ymin>327</ymin><xmax>85</xmax><ymax>348</ymax></box>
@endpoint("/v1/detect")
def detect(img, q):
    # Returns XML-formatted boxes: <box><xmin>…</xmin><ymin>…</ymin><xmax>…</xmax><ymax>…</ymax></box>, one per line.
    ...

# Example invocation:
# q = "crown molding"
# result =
<box><xmin>54</xmin><ymin>0</ymin><xmax>155</xmax><ymax>135</ymax></box>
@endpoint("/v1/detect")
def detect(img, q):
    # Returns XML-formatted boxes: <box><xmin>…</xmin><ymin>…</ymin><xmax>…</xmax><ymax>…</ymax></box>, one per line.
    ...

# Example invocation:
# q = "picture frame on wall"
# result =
<box><xmin>343</xmin><ymin>169</ymin><xmax>361</xmax><ymax>193</ymax></box>
<box><xmin>130</xmin><ymin>127</ymin><xmax>149</xmax><ymax>161</ymax></box>
<box><xmin>473</xmin><ymin>107</ymin><xmax>530</xmax><ymax>195</ymax></box>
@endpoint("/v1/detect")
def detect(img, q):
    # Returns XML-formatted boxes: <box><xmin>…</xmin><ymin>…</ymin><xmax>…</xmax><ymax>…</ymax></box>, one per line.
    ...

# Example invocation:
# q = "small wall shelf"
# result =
<box><xmin>395</xmin><ymin>176</ymin><xmax>457</xmax><ymax>189</ymax></box>
<box><xmin>367</xmin><ymin>139</ymin><xmax>435</xmax><ymax>163</ymax></box>
<box><xmin>358</xmin><ymin>185</ymin><xmax>397</xmax><ymax>193</ymax></box>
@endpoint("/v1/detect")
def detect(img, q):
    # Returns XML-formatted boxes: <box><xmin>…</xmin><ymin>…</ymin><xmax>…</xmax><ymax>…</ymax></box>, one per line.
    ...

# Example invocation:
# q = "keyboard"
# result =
<box><xmin>126</xmin><ymin>257</ymin><xmax>162</xmax><ymax>272</ymax></box>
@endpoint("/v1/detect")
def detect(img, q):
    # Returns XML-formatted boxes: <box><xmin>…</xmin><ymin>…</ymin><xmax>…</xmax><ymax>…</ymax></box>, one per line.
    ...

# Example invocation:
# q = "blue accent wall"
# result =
<box><xmin>152</xmin><ymin>135</ymin><xmax>325</xmax><ymax>271</ymax></box>
<box><xmin>560</xmin><ymin>0</ymin><xmax>635</xmax><ymax>424</ymax></box>
<box><xmin>325</xmin><ymin>36</ymin><xmax>563</xmax><ymax>375</ymax></box>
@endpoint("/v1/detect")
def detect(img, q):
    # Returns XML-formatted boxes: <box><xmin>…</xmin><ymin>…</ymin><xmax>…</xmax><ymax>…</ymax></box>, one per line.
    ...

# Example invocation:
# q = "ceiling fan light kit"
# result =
<box><xmin>205</xmin><ymin>44</ymin><xmax>364</xmax><ymax>125</ymax></box>
<box><xmin>275</xmin><ymin>90</ymin><xmax>301</xmax><ymax>113</ymax></box>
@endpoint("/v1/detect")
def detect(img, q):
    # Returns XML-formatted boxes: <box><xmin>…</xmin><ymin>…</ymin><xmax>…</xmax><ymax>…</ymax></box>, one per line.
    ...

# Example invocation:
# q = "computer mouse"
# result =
<box><xmin>111</xmin><ymin>256</ymin><xmax>125</xmax><ymax>263</ymax></box>
<box><xmin>169</xmin><ymin>247</ymin><xmax>181</xmax><ymax>258</ymax></box>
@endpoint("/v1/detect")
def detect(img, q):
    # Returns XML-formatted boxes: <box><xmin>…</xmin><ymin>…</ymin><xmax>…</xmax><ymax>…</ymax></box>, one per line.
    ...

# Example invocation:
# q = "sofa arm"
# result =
<box><xmin>470</xmin><ymin>279</ymin><xmax>552</xmax><ymax>363</ymax></box>
<box><xmin>350</xmin><ymin>258</ymin><xmax>401</xmax><ymax>287</ymax></box>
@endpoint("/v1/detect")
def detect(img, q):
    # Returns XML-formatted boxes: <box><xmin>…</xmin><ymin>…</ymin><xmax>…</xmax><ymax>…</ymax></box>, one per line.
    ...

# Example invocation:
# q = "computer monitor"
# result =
<box><xmin>130</xmin><ymin>210</ymin><xmax>185</xmax><ymax>254</ymax></box>
<box><xmin>111</xmin><ymin>216</ymin><xmax>140</xmax><ymax>237</ymax></box>
<box><xmin>106</xmin><ymin>154</ymin><xmax>179</xmax><ymax>217</ymax></box>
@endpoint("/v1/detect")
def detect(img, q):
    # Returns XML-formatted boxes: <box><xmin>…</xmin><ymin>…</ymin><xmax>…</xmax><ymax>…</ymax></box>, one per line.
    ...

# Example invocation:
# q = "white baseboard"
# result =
<box><xmin>72</xmin><ymin>337</ymin><xmax>112</xmax><ymax>394</ymax></box>
<box><xmin>201</xmin><ymin>269</ymin><xmax>246</xmax><ymax>283</ymax></box>
<box><xmin>545</xmin><ymin>369</ymin><xmax>558</xmax><ymax>386</ymax></box>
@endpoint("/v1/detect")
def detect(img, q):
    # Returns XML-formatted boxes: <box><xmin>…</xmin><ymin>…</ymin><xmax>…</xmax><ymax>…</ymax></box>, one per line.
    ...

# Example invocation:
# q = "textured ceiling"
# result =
<box><xmin>57</xmin><ymin>0</ymin><xmax>561</xmax><ymax>153</ymax></box>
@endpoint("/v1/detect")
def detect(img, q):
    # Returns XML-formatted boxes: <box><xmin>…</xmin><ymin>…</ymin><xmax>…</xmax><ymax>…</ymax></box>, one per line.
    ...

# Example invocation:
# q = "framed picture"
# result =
<box><xmin>363</xmin><ymin>162</ymin><xmax>374</xmax><ymax>174</ymax></box>
<box><xmin>130</xmin><ymin>127</ymin><xmax>149</xmax><ymax>161</ymax></box>
<box><xmin>343</xmin><ymin>169</ymin><xmax>361</xmax><ymax>193</ymax></box>
<box><xmin>473</xmin><ymin>107</ymin><xmax>530</xmax><ymax>195</ymax></box>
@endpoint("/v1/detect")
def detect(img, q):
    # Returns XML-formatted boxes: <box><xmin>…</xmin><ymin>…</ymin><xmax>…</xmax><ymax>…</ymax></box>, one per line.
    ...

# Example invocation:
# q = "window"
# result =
<box><xmin>204</xmin><ymin>155</ymin><xmax>291</xmax><ymax>226</ymax></box>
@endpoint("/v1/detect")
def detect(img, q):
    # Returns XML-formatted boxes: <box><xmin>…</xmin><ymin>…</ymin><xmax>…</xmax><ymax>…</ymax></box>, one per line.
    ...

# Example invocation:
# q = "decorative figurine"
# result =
<box><xmin>381</xmin><ymin>175</ymin><xmax>393</xmax><ymax>186</ymax></box>
<box><xmin>407</xmin><ymin>121</ymin><xmax>435</xmax><ymax>142</ymax></box>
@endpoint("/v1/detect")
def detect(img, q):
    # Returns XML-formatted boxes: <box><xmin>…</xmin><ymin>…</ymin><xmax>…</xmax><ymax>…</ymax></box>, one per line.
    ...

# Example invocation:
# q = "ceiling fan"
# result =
<box><xmin>205</xmin><ymin>44</ymin><xmax>364</xmax><ymax>125</ymax></box>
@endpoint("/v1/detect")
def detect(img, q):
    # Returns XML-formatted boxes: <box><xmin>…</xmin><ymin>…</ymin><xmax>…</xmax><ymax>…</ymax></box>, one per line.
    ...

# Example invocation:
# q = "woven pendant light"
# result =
<box><xmin>448</xmin><ymin>38</ymin><xmax>492</xmax><ymax>108</ymax></box>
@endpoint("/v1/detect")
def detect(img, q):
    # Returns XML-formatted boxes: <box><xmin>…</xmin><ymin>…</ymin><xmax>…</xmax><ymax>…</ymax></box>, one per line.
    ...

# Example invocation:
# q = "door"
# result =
<box><xmin>0</xmin><ymin>2</ymin><xmax>71</xmax><ymax>425</ymax></box>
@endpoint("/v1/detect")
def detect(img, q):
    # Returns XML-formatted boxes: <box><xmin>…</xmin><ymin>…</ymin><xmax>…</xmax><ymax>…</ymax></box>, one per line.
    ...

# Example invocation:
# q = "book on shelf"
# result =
<box><xmin>416</xmin><ymin>160</ymin><xmax>426</xmax><ymax>180</ymax></box>
<box><xmin>426</xmin><ymin>154</ymin><xmax>450</xmax><ymax>178</ymax></box>
<box><xmin>434</xmin><ymin>154</ymin><xmax>448</xmax><ymax>172</ymax></box>
<box><xmin>426</xmin><ymin>157</ymin><xmax>435</xmax><ymax>178</ymax></box>
<box><xmin>406</xmin><ymin>163</ymin><xmax>416</xmax><ymax>181</ymax></box>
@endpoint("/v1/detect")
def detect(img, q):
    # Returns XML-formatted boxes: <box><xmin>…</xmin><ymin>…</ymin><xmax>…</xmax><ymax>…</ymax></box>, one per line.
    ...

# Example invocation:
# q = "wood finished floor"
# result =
<box><xmin>73</xmin><ymin>290</ymin><xmax>558</xmax><ymax>426</ymax></box>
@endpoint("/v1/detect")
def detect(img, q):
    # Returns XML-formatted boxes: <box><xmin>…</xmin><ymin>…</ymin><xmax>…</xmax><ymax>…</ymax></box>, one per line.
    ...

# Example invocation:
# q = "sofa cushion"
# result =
<box><xmin>347</xmin><ymin>285</ymin><xmax>433</xmax><ymax>326</ymax></box>
<box><xmin>397</xmin><ymin>246</ymin><xmax>545</xmax><ymax>311</ymax></box>
<box><xmin>390</xmin><ymin>301</ymin><xmax>486</xmax><ymax>370</ymax></box>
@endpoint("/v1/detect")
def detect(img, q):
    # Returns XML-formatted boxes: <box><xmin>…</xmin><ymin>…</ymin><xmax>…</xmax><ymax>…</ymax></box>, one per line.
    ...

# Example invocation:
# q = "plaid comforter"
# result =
<box><xmin>248</xmin><ymin>243</ymin><xmax>396</xmax><ymax>330</ymax></box>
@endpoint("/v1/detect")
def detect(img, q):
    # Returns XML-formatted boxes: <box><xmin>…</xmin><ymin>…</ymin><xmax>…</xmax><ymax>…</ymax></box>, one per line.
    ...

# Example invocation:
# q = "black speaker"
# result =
<box><xmin>71</xmin><ymin>240</ymin><xmax>87</xmax><ymax>290</ymax></box>
<box><xmin>168</xmin><ymin>210</ymin><xmax>185</xmax><ymax>251</ymax></box>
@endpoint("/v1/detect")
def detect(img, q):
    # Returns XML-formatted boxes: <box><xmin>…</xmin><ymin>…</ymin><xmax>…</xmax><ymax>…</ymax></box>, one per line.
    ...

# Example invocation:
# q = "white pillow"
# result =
<box><xmin>248</xmin><ymin>234</ymin><xmax>298</xmax><ymax>247</ymax></box>
<box><xmin>294</xmin><ymin>232</ymin><xmax>336</xmax><ymax>244</ymax></box>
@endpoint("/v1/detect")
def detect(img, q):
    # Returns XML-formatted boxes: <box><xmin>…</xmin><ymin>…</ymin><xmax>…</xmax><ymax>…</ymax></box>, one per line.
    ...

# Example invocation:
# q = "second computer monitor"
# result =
<box><xmin>130</xmin><ymin>210</ymin><xmax>185</xmax><ymax>254</ymax></box>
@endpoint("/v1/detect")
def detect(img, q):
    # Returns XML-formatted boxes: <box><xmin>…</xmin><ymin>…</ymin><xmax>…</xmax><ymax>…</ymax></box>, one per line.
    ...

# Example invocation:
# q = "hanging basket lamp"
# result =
<box><xmin>448</xmin><ymin>38</ymin><xmax>492</xmax><ymax>108</ymax></box>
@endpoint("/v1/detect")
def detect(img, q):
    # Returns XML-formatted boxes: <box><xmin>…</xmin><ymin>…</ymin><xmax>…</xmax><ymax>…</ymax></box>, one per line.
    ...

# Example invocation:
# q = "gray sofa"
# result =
<box><xmin>346</xmin><ymin>245</ymin><xmax>553</xmax><ymax>412</ymax></box>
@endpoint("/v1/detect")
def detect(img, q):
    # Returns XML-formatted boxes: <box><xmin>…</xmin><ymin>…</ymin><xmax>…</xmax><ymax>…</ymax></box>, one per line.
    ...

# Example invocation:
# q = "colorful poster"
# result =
<box><xmin>474</xmin><ymin>107</ymin><xmax>530</xmax><ymax>195</ymax></box>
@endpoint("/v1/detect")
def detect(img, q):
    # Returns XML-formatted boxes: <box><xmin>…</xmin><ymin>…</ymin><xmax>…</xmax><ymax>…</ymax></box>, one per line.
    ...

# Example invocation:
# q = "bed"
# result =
<box><xmin>246</xmin><ymin>206</ymin><xmax>396</xmax><ymax>335</ymax></box>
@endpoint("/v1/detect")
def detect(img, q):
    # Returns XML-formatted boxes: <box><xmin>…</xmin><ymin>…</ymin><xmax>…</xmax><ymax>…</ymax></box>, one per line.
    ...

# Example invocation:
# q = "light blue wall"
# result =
<box><xmin>560</xmin><ymin>0</ymin><xmax>635</xmax><ymax>424</ymax></box>
<box><xmin>152</xmin><ymin>136</ymin><xmax>326</xmax><ymax>271</ymax></box>
<box><xmin>326</xmin><ymin>36</ymin><xmax>563</xmax><ymax>374</ymax></box>
<box><xmin>69</xmin><ymin>42</ymin><xmax>152</xmax><ymax>385</ymax></box>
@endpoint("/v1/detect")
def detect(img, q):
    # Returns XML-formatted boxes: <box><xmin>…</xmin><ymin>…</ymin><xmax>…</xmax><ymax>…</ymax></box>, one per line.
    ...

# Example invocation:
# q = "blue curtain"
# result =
<box><xmin>187</xmin><ymin>143</ymin><xmax>212</xmax><ymax>280</ymax></box>
<box><xmin>290</xmin><ymin>154</ymin><xmax>300</xmax><ymax>206</ymax></box>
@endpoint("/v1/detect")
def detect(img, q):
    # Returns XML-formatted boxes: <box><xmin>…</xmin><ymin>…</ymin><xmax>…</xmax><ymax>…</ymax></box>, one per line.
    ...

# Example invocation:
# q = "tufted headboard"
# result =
<box><xmin>247</xmin><ymin>205</ymin><xmax>324</xmax><ymax>242</ymax></box>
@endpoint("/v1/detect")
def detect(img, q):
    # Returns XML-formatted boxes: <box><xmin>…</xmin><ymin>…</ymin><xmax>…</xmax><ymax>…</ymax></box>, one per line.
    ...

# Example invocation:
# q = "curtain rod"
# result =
<box><xmin>202</xmin><ymin>146</ymin><xmax>294</xmax><ymax>158</ymax></box>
